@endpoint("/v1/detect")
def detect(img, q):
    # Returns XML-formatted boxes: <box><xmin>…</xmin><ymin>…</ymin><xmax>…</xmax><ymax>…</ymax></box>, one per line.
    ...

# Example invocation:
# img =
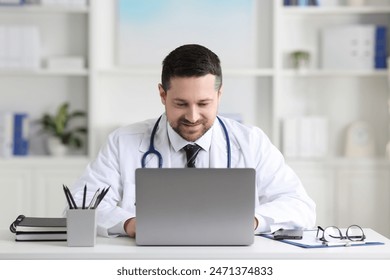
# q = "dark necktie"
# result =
<box><xmin>183</xmin><ymin>144</ymin><xmax>202</xmax><ymax>168</ymax></box>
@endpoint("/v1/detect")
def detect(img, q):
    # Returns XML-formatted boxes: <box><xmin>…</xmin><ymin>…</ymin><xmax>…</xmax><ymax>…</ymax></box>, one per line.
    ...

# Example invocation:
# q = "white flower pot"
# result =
<box><xmin>47</xmin><ymin>137</ymin><xmax>68</xmax><ymax>156</ymax></box>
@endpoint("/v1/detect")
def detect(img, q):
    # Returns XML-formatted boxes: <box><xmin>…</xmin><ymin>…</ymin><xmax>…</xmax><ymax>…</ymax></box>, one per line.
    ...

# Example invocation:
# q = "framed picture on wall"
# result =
<box><xmin>116</xmin><ymin>0</ymin><xmax>257</xmax><ymax>68</ymax></box>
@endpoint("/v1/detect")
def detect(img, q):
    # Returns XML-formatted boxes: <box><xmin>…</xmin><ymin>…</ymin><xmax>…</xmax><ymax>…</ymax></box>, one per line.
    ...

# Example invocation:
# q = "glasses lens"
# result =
<box><xmin>323</xmin><ymin>226</ymin><xmax>342</xmax><ymax>242</ymax></box>
<box><xmin>346</xmin><ymin>225</ymin><xmax>365</xmax><ymax>241</ymax></box>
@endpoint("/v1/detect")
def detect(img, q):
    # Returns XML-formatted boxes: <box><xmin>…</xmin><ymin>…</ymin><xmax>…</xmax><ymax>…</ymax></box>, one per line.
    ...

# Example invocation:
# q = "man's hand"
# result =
<box><xmin>124</xmin><ymin>217</ymin><xmax>136</xmax><ymax>237</ymax></box>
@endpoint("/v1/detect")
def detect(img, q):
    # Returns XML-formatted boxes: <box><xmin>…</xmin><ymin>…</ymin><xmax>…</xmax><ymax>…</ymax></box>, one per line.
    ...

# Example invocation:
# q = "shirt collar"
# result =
<box><xmin>167</xmin><ymin>120</ymin><xmax>214</xmax><ymax>152</ymax></box>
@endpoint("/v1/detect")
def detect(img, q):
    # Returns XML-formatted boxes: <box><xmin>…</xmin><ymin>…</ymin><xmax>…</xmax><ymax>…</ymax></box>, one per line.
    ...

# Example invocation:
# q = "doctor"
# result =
<box><xmin>71</xmin><ymin>44</ymin><xmax>316</xmax><ymax>238</ymax></box>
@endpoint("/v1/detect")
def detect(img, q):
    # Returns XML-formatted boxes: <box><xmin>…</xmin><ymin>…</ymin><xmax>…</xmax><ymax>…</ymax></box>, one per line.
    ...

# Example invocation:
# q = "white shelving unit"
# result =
<box><xmin>274</xmin><ymin>0</ymin><xmax>390</xmax><ymax>236</ymax></box>
<box><xmin>0</xmin><ymin>2</ymin><xmax>90</xmax><ymax>227</ymax></box>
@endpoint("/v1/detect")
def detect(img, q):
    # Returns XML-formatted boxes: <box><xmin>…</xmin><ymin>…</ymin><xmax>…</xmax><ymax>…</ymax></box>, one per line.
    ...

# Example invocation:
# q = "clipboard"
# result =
<box><xmin>259</xmin><ymin>230</ymin><xmax>385</xmax><ymax>248</ymax></box>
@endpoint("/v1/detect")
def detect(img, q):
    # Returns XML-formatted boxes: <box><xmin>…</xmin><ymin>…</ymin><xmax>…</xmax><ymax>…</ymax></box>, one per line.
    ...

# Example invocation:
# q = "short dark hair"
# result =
<box><xmin>161</xmin><ymin>44</ymin><xmax>222</xmax><ymax>91</ymax></box>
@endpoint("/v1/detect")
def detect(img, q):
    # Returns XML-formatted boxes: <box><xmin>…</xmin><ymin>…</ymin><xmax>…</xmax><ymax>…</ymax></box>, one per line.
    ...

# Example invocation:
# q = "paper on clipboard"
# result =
<box><xmin>259</xmin><ymin>230</ymin><xmax>385</xmax><ymax>249</ymax></box>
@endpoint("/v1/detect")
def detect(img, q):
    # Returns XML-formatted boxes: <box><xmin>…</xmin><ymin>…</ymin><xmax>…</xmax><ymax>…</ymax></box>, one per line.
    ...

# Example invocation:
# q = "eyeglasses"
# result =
<box><xmin>316</xmin><ymin>225</ymin><xmax>366</xmax><ymax>245</ymax></box>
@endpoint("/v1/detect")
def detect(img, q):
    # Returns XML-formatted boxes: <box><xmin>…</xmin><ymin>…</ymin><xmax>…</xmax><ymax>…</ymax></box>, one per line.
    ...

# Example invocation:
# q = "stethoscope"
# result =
<box><xmin>141</xmin><ymin>115</ymin><xmax>231</xmax><ymax>168</ymax></box>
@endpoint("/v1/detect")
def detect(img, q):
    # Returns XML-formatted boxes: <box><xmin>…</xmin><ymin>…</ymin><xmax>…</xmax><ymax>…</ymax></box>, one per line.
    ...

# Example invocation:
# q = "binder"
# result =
<box><xmin>12</xmin><ymin>113</ymin><xmax>29</xmax><ymax>156</ymax></box>
<box><xmin>375</xmin><ymin>26</ymin><xmax>387</xmax><ymax>69</ymax></box>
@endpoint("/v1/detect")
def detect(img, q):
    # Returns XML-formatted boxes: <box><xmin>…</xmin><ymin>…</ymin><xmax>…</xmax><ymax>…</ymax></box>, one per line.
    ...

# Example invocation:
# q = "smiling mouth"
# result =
<box><xmin>181</xmin><ymin>120</ymin><xmax>202</xmax><ymax>127</ymax></box>
<box><xmin>183</xmin><ymin>123</ymin><xmax>199</xmax><ymax>127</ymax></box>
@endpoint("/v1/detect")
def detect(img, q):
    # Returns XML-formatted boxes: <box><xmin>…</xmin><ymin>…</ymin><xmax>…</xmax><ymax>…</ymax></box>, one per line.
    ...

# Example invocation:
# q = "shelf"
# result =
<box><xmin>224</xmin><ymin>68</ymin><xmax>274</xmax><ymax>77</ymax></box>
<box><xmin>0</xmin><ymin>156</ymin><xmax>90</xmax><ymax>165</ymax></box>
<box><xmin>286</xmin><ymin>157</ymin><xmax>390</xmax><ymax>167</ymax></box>
<box><xmin>98</xmin><ymin>67</ymin><xmax>275</xmax><ymax>77</ymax></box>
<box><xmin>0</xmin><ymin>68</ymin><xmax>89</xmax><ymax>77</ymax></box>
<box><xmin>279</xmin><ymin>69</ymin><xmax>388</xmax><ymax>77</ymax></box>
<box><xmin>282</xmin><ymin>6</ymin><xmax>390</xmax><ymax>15</ymax></box>
<box><xmin>100</xmin><ymin>68</ymin><xmax>385</xmax><ymax>78</ymax></box>
<box><xmin>0</xmin><ymin>4</ymin><xmax>89</xmax><ymax>14</ymax></box>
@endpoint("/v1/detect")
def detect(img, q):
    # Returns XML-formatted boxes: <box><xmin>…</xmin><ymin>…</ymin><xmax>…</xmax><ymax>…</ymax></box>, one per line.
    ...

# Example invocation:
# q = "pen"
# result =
<box><xmin>87</xmin><ymin>188</ymin><xmax>100</xmax><ymax>209</ymax></box>
<box><xmin>97</xmin><ymin>186</ymin><xmax>111</xmax><ymax>206</ymax></box>
<box><xmin>82</xmin><ymin>184</ymin><xmax>87</xmax><ymax>209</ymax></box>
<box><xmin>63</xmin><ymin>184</ymin><xmax>73</xmax><ymax>209</ymax></box>
<box><xmin>93</xmin><ymin>186</ymin><xmax>111</xmax><ymax>209</ymax></box>
<box><xmin>64</xmin><ymin>185</ymin><xmax>78</xmax><ymax>209</ymax></box>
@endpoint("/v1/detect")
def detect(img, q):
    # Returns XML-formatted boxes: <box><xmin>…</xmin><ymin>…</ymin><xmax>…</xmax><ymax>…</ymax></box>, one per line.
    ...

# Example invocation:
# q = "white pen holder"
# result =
<box><xmin>67</xmin><ymin>209</ymin><xmax>97</xmax><ymax>247</ymax></box>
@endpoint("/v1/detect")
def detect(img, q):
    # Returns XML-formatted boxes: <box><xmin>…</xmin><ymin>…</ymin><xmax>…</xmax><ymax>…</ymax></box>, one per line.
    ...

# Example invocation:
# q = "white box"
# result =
<box><xmin>7</xmin><ymin>26</ymin><xmax>22</xmax><ymax>69</ymax></box>
<box><xmin>319</xmin><ymin>0</ymin><xmax>340</xmax><ymax>6</ymax></box>
<box><xmin>46</xmin><ymin>56</ymin><xmax>85</xmax><ymax>69</ymax></box>
<box><xmin>21</xmin><ymin>26</ymin><xmax>41</xmax><ymax>69</ymax></box>
<box><xmin>321</xmin><ymin>25</ymin><xmax>375</xmax><ymax>70</ymax></box>
<box><xmin>40</xmin><ymin>0</ymin><xmax>87</xmax><ymax>6</ymax></box>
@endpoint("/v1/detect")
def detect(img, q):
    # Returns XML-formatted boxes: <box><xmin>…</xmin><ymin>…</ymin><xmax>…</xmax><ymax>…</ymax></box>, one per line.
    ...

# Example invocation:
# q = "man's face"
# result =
<box><xmin>159</xmin><ymin>74</ymin><xmax>222</xmax><ymax>142</ymax></box>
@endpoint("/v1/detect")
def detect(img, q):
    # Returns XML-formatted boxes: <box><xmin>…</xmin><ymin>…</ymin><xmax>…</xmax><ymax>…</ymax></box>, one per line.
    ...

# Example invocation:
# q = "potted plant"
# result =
<box><xmin>38</xmin><ymin>102</ymin><xmax>87</xmax><ymax>156</ymax></box>
<box><xmin>290</xmin><ymin>50</ymin><xmax>310</xmax><ymax>70</ymax></box>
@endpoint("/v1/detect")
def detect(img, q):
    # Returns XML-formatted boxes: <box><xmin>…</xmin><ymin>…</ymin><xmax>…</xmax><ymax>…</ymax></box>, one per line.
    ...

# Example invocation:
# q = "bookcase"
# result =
<box><xmin>275</xmin><ymin>0</ymin><xmax>390</xmax><ymax>236</ymax></box>
<box><xmin>0</xmin><ymin>2</ymin><xmax>90</xmax><ymax>227</ymax></box>
<box><xmin>0</xmin><ymin>0</ymin><xmax>389</xmax><ymax>237</ymax></box>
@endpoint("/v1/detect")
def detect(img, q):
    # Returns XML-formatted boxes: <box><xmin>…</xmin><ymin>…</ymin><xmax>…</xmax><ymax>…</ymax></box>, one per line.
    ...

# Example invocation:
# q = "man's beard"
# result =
<box><xmin>172</xmin><ymin>118</ymin><xmax>211</xmax><ymax>142</ymax></box>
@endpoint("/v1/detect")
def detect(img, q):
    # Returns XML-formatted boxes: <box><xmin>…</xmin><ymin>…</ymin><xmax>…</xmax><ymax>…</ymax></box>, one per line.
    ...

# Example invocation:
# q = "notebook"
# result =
<box><xmin>135</xmin><ymin>168</ymin><xmax>256</xmax><ymax>246</ymax></box>
<box><xmin>9</xmin><ymin>215</ymin><xmax>67</xmax><ymax>242</ymax></box>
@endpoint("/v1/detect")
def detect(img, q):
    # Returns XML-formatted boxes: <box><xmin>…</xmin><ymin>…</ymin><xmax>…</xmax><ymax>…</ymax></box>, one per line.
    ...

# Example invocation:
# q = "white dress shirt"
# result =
<box><xmin>71</xmin><ymin>113</ymin><xmax>316</xmax><ymax>237</ymax></box>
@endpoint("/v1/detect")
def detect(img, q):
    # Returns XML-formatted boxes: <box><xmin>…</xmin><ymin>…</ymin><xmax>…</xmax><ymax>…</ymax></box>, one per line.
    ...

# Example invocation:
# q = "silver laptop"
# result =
<box><xmin>135</xmin><ymin>168</ymin><xmax>255</xmax><ymax>246</ymax></box>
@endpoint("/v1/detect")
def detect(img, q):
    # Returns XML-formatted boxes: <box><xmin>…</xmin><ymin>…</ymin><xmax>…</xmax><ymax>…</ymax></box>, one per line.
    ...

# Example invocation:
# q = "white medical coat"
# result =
<box><xmin>72</xmin><ymin>114</ymin><xmax>316</xmax><ymax>237</ymax></box>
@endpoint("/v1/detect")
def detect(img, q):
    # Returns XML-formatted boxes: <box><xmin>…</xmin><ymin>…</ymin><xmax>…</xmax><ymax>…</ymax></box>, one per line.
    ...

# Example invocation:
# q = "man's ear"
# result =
<box><xmin>217</xmin><ymin>85</ymin><xmax>223</xmax><ymax>101</ymax></box>
<box><xmin>158</xmin><ymin>84</ymin><xmax>167</xmax><ymax>105</ymax></box>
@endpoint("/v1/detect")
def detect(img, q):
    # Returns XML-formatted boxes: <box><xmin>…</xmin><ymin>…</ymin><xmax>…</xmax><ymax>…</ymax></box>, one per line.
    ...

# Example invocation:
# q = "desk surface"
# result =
<box><xmin>1</xmin><ymin>229</ymin><xmax>390</xmax><ymax>260</ymax></box>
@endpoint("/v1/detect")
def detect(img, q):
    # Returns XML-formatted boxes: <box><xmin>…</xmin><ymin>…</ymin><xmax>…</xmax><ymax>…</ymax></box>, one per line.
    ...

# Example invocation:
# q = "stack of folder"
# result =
<box><xmin>10</xmin><ymin>215</ymin><xmax>66</xmax><ymax>241</ymax></box>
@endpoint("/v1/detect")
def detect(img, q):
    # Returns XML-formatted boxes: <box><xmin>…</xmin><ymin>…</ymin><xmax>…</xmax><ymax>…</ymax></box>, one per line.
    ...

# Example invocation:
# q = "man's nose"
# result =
<box><xmin>185</xmin><ymin>106</ymin><xmax>200</xmax><ymax>123</ymax></box>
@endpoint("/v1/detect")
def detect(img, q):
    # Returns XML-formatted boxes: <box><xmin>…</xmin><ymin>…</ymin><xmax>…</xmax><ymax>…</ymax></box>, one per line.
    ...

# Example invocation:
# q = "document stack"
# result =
<box><xmin>283</xmin><ymin>116</ymin><xmax>329</xmax><ymax>158</ymax></box>
<box><xmin>0</xmin><ymin>25</ymin><xmax>40</xmax><ymax>70</ymax></box>
<box><xmin>9</xmin><ymin>215</ymin><xmax>66</xmax><ymax>241</ymax></box>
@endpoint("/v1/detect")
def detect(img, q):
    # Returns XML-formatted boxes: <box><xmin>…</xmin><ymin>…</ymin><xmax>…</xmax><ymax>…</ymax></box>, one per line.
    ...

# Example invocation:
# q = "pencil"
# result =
<box><xmin>82</xmin><ymin>184</ymin><xmax>87</xmax><ymax>209</ymax></box>
<box><xmin>63</xmin><ymin>184</ymin><xmax>73</xmax><ymax>209</ymax></box>
<box><xmin>64</xmin><ymin>185</ymin><xmax>78</xmax><ymax>209</ymax></box>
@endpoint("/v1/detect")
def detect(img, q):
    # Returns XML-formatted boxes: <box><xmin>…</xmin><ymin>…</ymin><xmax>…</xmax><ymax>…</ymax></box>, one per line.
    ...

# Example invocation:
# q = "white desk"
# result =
<box><xmin>1</xmin><ymin>229</ymin><xmax>390</xmax><ymax>260</ymax></box>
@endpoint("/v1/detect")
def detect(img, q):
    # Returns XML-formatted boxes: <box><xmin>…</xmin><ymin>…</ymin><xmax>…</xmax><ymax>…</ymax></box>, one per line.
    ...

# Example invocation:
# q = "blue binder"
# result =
<box><xmin>13</xmin><ymin>113</ymin><xmax>29</xmax><ymax>156</ymax></box>
<box><xmin>375</xmin><ymin>26</ymin><xmax>387</xmax><ymax>69</ymax></box>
